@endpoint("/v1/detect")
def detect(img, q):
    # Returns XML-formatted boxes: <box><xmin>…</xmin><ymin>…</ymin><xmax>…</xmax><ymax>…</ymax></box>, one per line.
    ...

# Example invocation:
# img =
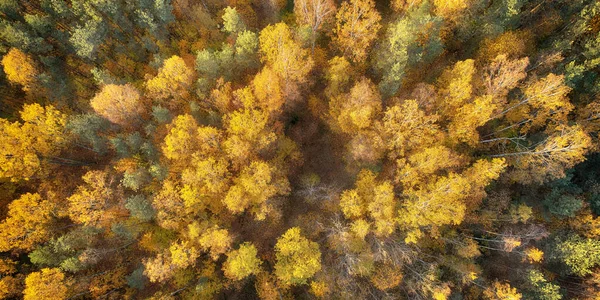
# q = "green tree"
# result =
<box><xmin>125</xmin><ymin>195</ymin><xmax>155</xmax><ymax>222</ymax></box>
<box><xmin>374</xmin><ymin>3</ymin><xmax>443</xmax><ymax>97</ymax></box>
<box><xmin>222</xmin><ymin>6</ymin><xmax>246</xmax><ymax>34</ymax></box>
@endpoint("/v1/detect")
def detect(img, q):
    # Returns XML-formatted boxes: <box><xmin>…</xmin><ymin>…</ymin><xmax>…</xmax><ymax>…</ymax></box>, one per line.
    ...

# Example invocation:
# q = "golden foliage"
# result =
<box><xmin>483</xmin><ymin>281</ymin><xmax>522</xmax><ymax>300</ymax></box>
<box><xmin>259</xmin><ymin>23</ymin><xmax>314</xmax><ymax>86</ymax></box>
<box><xmin>370</xmin><ymin>264</ymin><xmax>403</xmax><ymax>290</ymax></box>
<box><xmin>145</xmin><ymin>56</ymin><xmax>195</xmax><ymax>107</ymax></box>
<box><xmin>169</xmin><ymin>241</ymin><xmax>199</xmax><ymax>268</ymax></box>
<box><xmin>90</xmin><ymin>84</ymin><xmax>145</xmax><ymax>126</ymax></box>
<box><xmin>331</xmin><ymin>77</ymin><xmax>382</xmax><ymax>133</ymax></box>
<box><xmin>0</xmin><ymin>193</ymin><xmax>54</xmax><ymax>252</ymax></box>
<box><xmin>310</xmin><ymin>280</ymin><xmax>330</xmax><ymax>298</ymax></box>
<box><xmin>437</xmin><ymin>59</ymin><xmax>476</xmax><ymax>116</ymax></box>
<box><xmin>224</xmin><ymin>160</ymin><xmax>289</xmax><ymax>220</ymax></box>
<box><xmin>396</xmin><ymin>146</ymin><xmax>464</xmax><ymax>188</ymax></box>
<box><xmin>23</xmin><ymin>268</ymin><xmax>69</xmax><ymax>300</ymax></box>
<box><xmin>274</xmin><ymin>227</ymin><xmax>322</xmax><ymax>285</ymax></box>
<box><xmin>433</xmin><ymin>0</ymin><xmax>471</xmax><ymax>21</ymax></box>
<box><xmin>482</xmin><ymin>55</ymin><xmax>529</xmax><ymax>100</ymax></box>
<box><xmin>252</xmin><ymin>66</ymin><xmax>284</xmax><ymax>116</ymax></box>
<box><xmin>382</xmin><ymin>100</ymin><xmax>441</xmax><ymax>157</ymax></box>
<box><xmin>478</xmin><ymin>30</ymin><xmax>534</xmax><ymax>61</ymax></box>
<box><xmin>198</xmin><ymin>226</ymin><xmax>233</xmax><ymax>260</ymax></box>
<box><xmin>524</xmin><ymin>247</ymin><xmax>544</xmax><ymax>263</ymax></box>
<box><xmin>332</xmin><ymin>0</ymin><xmax>381</xmax><ymax>63</ymax></box>
<box><xmin>223</xmin><ymin>108</ymin><xmax>276</xmax><ymax>163</ymax></box>
<box><xmin>0</xmin><ymin>104</ymin><xmax>67</xmax><ymax>180</ymax></box>
<box><xmin>448</xmin><ymin>95</ymin><xmax>496</xmax><ymax>145</ymax></box>
<box><xmin>223</xmin><ymin>242</ymin><xmax>262</xmax><ymax>280</ymax></box>
<box><xmin>67</xmin><ymin>170</ymin><xmax>118</xmax><ymax>227</ymax></box>
<box><xmin>1</xmin><ymin>48</ymin><xmax>38</xmax><ymax>91</ymax></box>
<box><xmin>294</xmin><ymin>0</ymin><xmax>336</xmax><ymax>32</ymax></box>
<box><xmin>508</xmin><ymin>125</ymin><xmax>592</xmax><ymax>184</ymax></box>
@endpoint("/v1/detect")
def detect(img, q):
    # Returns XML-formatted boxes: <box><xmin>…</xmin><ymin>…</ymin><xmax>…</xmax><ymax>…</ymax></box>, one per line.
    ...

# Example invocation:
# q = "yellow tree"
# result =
<box><xmin>340</xmin><ymin>170</ymin><xmax>396</xmax><ymax>237</ymax></box>
<box><xmin>181</xmin><ymin>155</ymin><xmax>230</xmax><ymax>214</ymax></box>
<box><xmin>145</xmin><ymin>56</ymin><xmax>195</xmax><ymax>108</ymax></box>
<box><xmin>481</xmin><ymin>55</ymin><xmax>529</xmax><ymax>102</ymax></box>
<box><xmin>196</xmin><ymin>225</ymin><xmax>234</xmax><ymax>260</ymax></box>
<box><xmin>433</xmin><ymin>0</ymin><xmax>471</xmax><ymax>21</ymax></box>
<box><xmin>399</xmin><ymin>173</ymin><xmax>471</xmax><ymax>243</ymax></box>
<box><xmin>252</xmin><ymin>66</ymin><xmax>284</xmax><ymax>117</ymax></box>
<box><xmin>324</xmin><ymin>56</ymin><xmax>355</xmax><ymax>97</ymax></box>
<box><xmin>332</xmin><ymin>0</ymin><xmax>382</xmax><ymax>63</ymax></box>
<box><xmin>463</xmin><ymin>158</ymin><xmax>507</xmax><ymax>207</ymax></box>
<box><xmin>484</xmin><ymin>74</ymin><xmax>574</xmax><ymax>144</ymax></box>
<box><xmin>152</xmin><ymin>180</ymin><xmax>189</xmax><ymax>231</ymax></box>
<box><xmin>181</xmin><ymin>156</ymin><xmax>229</xmax><ymax>194</ymax></box>
<box><xmin>169</xmin><ymin>241</ymin><xmax>199</xmax><ymax>269</ymax></box>
<box><xmin>382</xmin><ymin>100</ymin><xmax>442</xmax><ymax>157</ymax></box>
<box><xmin>223</xmin><ymin>160</ymin><xmax>289</xmax><ymax>220</ymax></box>
<box><xmin>396</xmin><ymin>146</ymin><xmax>465</xmax><ymax>189</ymax></box>
<box><xmin>88</xmin><ymin>268</ymin><xmax>127</xmax><ymax>298</ymax></box>
<box><xmin>209</xmin><ymin>80</ymin><xmax>234</xmax><ymax>114</ymax></box>
<box><xmin>67</xmin><ymin>170</ymin><xmax>119</xmax><ymax>227</ymax></box>
<box><xmin>0</xmin><ymin>275</ymin><xmax>21</xmax><ymax>299</ymax></box>
<box><xmin>436</xmin><ymin>59</ymin><xmax>476</xmax><ymax>117</ymax></box>
<box><xmin>398</xmin><ymin>157</ymin><xmax>506</xmax><ymax>242</ymax></box>
<box><xmin>0</xmin><ymin>104</ymin><xmax>67</xmax><ymax>180</ymax></box>
<box><xmin>222</xmin><ymin>108</ymin><xmax>276</xmax><ymax>164</ymax></box>
<box><xmin>367</xmin><ymin>181</ymin><xmax>396</xmax><ymax>236</ymax></box>
<box><xmin>496</xmin><ymin>125</ymin><xmax>592</xmax><ymax>184</ymax></box>
<box><xmin>223</xmin><ymin>242</ymin><xmax>263</xmax><ymax>280</ymax></box>
<box><xmin>259</xmin><ymin>22</ymin><xmax>314</xmax><ymax>96</ymax></box>
<box><xmin>1</xmin><ymin>48</ymin><xmax>38</xmax><ymax>92</ymax></box>
<box><xmin>274</xmin><ymin>227</ymin><xmax>322</xmax><ymax>286</ymax></box>
<box><xmin>294</xmin><ymin>0</ymin><xmax>336</xmax><ymax>34</ymax></box>
<box><xmin>0</xmin><ymin>193</ymin><xmax>55</xmax><ymax>252</ymax></box>
<box><xmin>196</xmin><ymin>125</ymin><xmax>224</xmax><ymax>157</ymax></box>
<box><xmin>23</xmin><ymin>268</ymin><xmax>69</xmax><ymax>300</ymax></box>
<box><xmin>370</xmin><ymin>264</ymin><xmax>403</xmax><ymax>291</ymax></box>
<box><xmin>90</xmin><ymin>84</ymin><xmax>145</xmax><ymax>127</ymax></box>
<box><xmin>390</xmin><ymin>0</ymin><xmax>424</xmax><ymax>12</ymax></box>
<box><xmin>517</xmin><ymin>73</ymin><xmax>573</xmax><ymax>131</ymax></box>
<box><xmin>483</xmin><ymin>281</ymin><xmax>522</xmax><ymax>300</ymax></box>
<box><xmin>397</xmin><ymin>158</ymin><xmax>505</xmax><ymax>243</ymax></box>
<box><xmin>340</xmin><ymin>189</ymin><xmax>365</xmax><ymax>219</ymax></box>
<box><xmin>330</xmin><ymin>77</ymin><xmax>382</xmax><ymax>133</ymax></box>
<box><xmin>143</xmin><ymin>252</ymin><xmax>177</xmax><ymax>283</ymax></box>
<box><xmin>346</xmin><ymin>129</ymin><xmax>386</xmax><ymax>164</ymax></box>
<box><xmin>478</xmin><ymin>30</ymin><xmax>533</xmax><ymax>62</ymax></box>
<box><xmin>524</xmin><ymin>247</ymin><xmax>544</xmax><ymax>263</ymax></box>
<box><xmin>448</xmin><ymin>95</ymin><xmax>496</xmax><ymax>145</ymax></box>
<box><xmin>162</xmin><ymin>114</ymin><xmax>200</xmax><ymax>163</ymax></box>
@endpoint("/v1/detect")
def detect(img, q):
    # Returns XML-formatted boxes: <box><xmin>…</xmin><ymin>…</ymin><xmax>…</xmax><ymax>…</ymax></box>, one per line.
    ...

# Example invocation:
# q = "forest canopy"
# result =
<box><xmin>2</xmin><ymin>0</ymin><xmax>600</xmax><ymax>299</ymax></box>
